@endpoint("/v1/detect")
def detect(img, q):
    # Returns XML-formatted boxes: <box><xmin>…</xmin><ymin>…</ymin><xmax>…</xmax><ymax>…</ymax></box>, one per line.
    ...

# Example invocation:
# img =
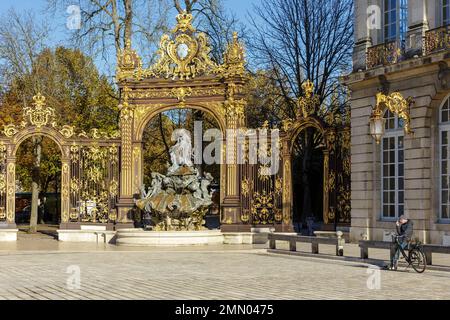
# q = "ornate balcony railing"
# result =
<box><xmin>424</xmin><ymin>25</ymin><xmax>450</xmax><ymax>55</ymax></box>
<box><xmin>366</xmin><ymin>41</ymin><xmax>404</xmax><ymax>69</ymax></box>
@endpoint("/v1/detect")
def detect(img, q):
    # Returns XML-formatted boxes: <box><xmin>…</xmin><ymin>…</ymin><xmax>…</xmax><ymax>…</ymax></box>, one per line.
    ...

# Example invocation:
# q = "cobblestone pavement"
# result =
<box><xmin>0</xmin><ymin>241</ymin><xmax>449</xmax><ymax>300</ymax></box>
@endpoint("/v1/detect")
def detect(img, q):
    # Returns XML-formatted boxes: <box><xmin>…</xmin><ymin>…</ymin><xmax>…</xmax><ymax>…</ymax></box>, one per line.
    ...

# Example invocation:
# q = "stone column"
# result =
<box><xmin>353</xmin><ymin>0</ymin><xmax>373</xmax><ymax>71</ymax></box>
<box><xmin>406</xmin><ymin>0</ymin><xmax>429</xmax><ymax>57</ymax></box>
<box><xmin>281</xmin><ymin>138</ymin><xmax>294</xmax><ymax>232</ymax></box>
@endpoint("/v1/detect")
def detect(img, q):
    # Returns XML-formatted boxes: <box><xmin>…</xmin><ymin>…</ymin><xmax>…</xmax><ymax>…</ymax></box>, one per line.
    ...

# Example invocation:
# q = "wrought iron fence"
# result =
<box><xmin>424</xmin><ymin>25</ymin><xmax>450</xmax><ymax>55</ymax></box>
<box><xmin>69</xmin><ymin>143</ymin><xmax>120</xmax><ymax>224</ymax></box>
<box><xmin>0</xmin><ymin>142</ymin><xmax>6</xmax><ymax>222</ymax></box>
<box><xmin>366</xmin><ymin>41</ymin><xmax>404</xmax><ymax>69</ymax></box>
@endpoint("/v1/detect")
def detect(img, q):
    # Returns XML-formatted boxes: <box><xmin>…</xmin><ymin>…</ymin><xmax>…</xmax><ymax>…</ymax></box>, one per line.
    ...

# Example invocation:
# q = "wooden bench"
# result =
<box><xmin>359</xmin><ymin>241</ymin><xmax>450</xmax><ymax>266</ymax></box>
<box><xmin>268</xmin><ymin>233</ymin><xmax>345</xmax><ymax>256</ymax></box>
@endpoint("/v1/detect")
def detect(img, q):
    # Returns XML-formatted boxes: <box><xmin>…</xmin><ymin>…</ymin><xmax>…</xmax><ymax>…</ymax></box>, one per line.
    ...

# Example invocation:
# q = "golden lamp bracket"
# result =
<box><xmin>369</xmin><ymin>92</ymin><xmax>414</xmax><ymax>144</ymax></box>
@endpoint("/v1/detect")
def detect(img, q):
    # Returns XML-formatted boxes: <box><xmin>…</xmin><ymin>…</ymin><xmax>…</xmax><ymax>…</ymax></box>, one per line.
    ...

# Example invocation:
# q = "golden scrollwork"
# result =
<box><xmin>119</xmin><ymin>87</ymin><xmax>134</xmax><ymax>122</ymax></box>
<box><xmin>366</xmin><ymin>41</ymin><xmax>402</xmax><ymax>69</ymax></box>
<box><xmin>241</xmin><ymin>178</ymin><xmax>250</xmax><ymax>197</ymax></box>
<box><xmin>172</xmin><ymin>87</ymin><xmax>193</xmax><ymax>104</ymax></box>
<box><xmin>4</xmin><ymin>124</ymin><xmax>18</xmax><ymax>137</ymax></box>
<box><xmin>424</xmin><ymin>26</ymin><xmax>450</xmax><ymax>55</ymax></box>
<box><xmin>328</xmin><ymin>171</ymin><xmax>336</xmax><ymax>192</ymax></box>
<box><xmin>0</xmin><ymin>207</ymin><xmax>5</xmax><ymax>220</ymax></box>
<box><xmin>224</xmin><ymin>99</ymin><xmax>245</xmax><ymax>124</ymax></box>
<box><xmin>275</xmin><ymin>177</ymin><xmax>283</xmax><ymax>195</ymax></box>
<box><xmin>128</xmin><ymin>86</ymin><xmax>226</xmax><ymax>100</ymax></box>
<box><xmin>0</xmin><ymin>175</ymin><xmax>5</xmax><ymax>195</ymax></box>
<box><xmin>251</xmin><ymin>191</ymin><xmax>274</xmax><ymax>225</ymax></box>
<box><xmin>60</xmin><ymin>125</ymin><xmax>75</xmax><ymax>138</ymax></box>
<box><xmin>375</xmin><ymin>92</ymin><xmax>414</xmax><ymax>135</ymax></box>
<box><xmin>241</xmin><ymin>210</ymin><xmax>250</xmax><ymax>223</ymax></box>
<box><xmin>282</xmin><ymin>119</ymin><xmax>294</xmax><ymax>132</ymax></box>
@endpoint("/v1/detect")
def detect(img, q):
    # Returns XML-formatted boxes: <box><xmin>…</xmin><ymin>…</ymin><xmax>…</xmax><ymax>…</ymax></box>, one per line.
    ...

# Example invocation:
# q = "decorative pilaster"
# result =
<box><xmin>6</xmin><ymin>160</ymin><xmax>15</xmax><ymax>226</ymax></box>
<box><xmin>61</xmin><ymin>161</ymin><xmax>70</xmax><ymax>223</ymax></box>
<box><xmin>117</xmin><ymin>87</ymin><xmax>136</xmax><ymax>226</ymax></box>
<box><xmin>323</xmin><ymin>151</ymin><xmax>330</xmax><ymax>224</ymax></box>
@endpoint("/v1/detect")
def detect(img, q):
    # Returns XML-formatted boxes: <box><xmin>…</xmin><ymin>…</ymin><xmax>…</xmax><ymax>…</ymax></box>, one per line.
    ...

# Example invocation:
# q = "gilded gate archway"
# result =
<box><xmin>115</xmin><ymin>12</ymin><xmax>250</xmax><ymax>231</ymax></box>
<box><xmin>279</xmin><ymin>81</ymin><xmax>351</xmax><ymax>228</ymax></box>
<box><xmin>0</xmin><ymin>12</ymin><xmax>351</xmax><ymax>234</ymax></box>
<box><xmin>0</xmin><ymin>93</ymin><xmax>121</xmax><ymax>230</ymax></box>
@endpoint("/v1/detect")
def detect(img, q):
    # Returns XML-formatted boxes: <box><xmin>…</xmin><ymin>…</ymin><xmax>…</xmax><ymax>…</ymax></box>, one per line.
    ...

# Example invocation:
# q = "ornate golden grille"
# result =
<box><xmin>424</xmin><ymin>25</ymin><xmax>450</xmax><ymax>55</ymax></box>
<box><xmin>69</xmin><ymin>144</ymin><xmax>120</xmax><ymax>223</ymax></box>
<box><xmin>366</xmin><ymin>41</ymin><xmax>403</xmax><ymax>69</ymax></box>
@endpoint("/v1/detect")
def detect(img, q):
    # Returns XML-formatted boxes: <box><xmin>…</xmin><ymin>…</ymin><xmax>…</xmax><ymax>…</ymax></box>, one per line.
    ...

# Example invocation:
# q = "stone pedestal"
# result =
<box><xmin>0</xmin><ymin>229</ymin><xmax>18</xmax><ymax>242</ymax></box>
<box><xmin>115</xmin><ymin>229</ymin><xmax>224</xmax><ymax>246</ymax></box>
<box><xmin>57</xmin><ymin>229</ymin><xmax>116</xmax><ymax>243</ymax></box>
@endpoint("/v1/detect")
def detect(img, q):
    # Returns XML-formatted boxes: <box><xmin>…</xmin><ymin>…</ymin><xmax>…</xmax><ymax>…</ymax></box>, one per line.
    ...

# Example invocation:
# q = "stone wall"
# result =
<box><xmin>345</xmin><ymin>53</ymin><xmax>450</xmax><ymax>244</ymax></box>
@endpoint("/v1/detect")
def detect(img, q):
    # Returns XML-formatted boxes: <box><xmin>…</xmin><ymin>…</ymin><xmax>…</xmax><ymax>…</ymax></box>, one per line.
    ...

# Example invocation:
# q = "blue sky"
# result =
<box><xmin>0</xmin><ymin>0</ymin><xmax>257</xmax><ymax>27</ymax></box>
<box><xmin>0</xmin><ymin>0</ymin><xmax>258</xmax><ymax>75</ymax></box>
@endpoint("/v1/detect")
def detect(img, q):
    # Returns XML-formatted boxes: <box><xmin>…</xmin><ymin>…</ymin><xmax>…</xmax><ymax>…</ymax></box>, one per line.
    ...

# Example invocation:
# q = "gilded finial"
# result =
<box><xmin>173</xmin><ymin>11</ymin><xmax>195</xmax><ymax>33</ymax></box>
<box><xmin>302</xmin><ymin>80</ymin><xmax>314</xmax><ymax>98</ymax></box>
<box><xmin>32</xmin><ymin>93</ymin><xmax>46</xmax><ymax>109</ymax></box>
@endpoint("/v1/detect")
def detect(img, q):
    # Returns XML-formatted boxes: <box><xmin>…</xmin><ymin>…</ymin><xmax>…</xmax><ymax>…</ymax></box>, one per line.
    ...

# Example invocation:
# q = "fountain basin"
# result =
<box><xmin>115</xmin><ymin>229</ymin><xmax>224</xmax><ymax>246</ymax></box>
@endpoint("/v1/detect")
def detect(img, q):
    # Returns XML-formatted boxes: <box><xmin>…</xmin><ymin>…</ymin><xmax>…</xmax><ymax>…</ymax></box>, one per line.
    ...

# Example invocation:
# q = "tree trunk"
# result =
<box><xmin>302</xmin><ymin>128</ymin><xmax>313</xmax><ymax>219</ymax></box>
<box><xmin>159</xmin><ymin>113</ymin><xmax>171</xmax><ymax>161</ymax></box>
<box><xmin>29</xmin><ymin>136</ymin><xmax>42</xmax><ymax>233</ymax></box>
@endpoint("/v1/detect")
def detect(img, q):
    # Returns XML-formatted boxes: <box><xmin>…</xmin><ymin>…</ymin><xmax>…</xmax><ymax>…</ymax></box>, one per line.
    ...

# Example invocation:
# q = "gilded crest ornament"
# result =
<box><xmin>138</xmin><ymin>12</ymin><xmax>220</xmax><ymax>80</ymax></box>
<box><xmin>172</xmin><ymin>87</ymin><xmax>193</xmax><ymax>104</ymax></box>
<box><xmin>297</xmin><ymin>80</ymin><xmax>320</xmax><ymax>119</ymax></box>
<box><xmin>23</xmin><ymin>93</ymin><xmax>56</xmax><ymax>128</ymax></box>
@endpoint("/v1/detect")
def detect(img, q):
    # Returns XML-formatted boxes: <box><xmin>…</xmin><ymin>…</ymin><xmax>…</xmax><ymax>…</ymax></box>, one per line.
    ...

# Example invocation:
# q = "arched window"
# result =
<box><xmin>439</xmin><ymin>96</ymin><xmax>450</xmax><ymax>221</ymax></box>
<box><xmin>381</xmin><ymin>109</ymin><xmax>404</xmax><ymax>220</ymax></box>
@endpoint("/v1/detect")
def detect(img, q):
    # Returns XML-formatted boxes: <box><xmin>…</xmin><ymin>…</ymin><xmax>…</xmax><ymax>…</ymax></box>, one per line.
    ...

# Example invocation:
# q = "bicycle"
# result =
<box><xmin>391</xmin><ymin>234</ymin><xmax>427</xmax><ymax>273</ymax></box>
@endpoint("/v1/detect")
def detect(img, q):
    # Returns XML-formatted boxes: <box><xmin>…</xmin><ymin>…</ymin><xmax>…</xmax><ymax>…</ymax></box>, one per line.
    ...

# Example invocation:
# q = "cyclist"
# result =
<box><xmin>389</xmin><ymin>215</ymin><xmax>414</xmax><ymax>270</ymax></box>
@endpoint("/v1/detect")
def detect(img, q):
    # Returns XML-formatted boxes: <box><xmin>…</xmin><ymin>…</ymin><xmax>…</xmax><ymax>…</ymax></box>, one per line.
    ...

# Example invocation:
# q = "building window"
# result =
<box><xmin>440</xmin><ymin>96</ymin><xmax>450</xmax><ymax>221</ymax></box>
<box><xmin>381</xmin><ymin>110</ymin><xmax>404</xmax><ymax>220</ymax></box>
<box><xmin>444</xmin><ymin>0</ymin><xmax>450</xmax><ymax>26</ymax></box>
<box><xmin>384</xmin><ymin>0</ymin><xmax>408</xmax><ymax>43</ymax></box>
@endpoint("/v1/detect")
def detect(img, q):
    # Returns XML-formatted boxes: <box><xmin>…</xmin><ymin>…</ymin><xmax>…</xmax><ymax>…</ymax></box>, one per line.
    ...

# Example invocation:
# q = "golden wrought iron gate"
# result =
<box><xmin>0</xmin><ymin>93</ymin><xmax>121</xmax><ymax>230</ymax></box>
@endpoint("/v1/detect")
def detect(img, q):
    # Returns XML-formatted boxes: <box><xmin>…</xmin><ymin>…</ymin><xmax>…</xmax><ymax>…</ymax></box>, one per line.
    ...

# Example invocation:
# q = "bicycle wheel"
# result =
<box><xmin>409</xmin><ymin>248</ymin><xmax>427</xmax><ymax>273</ymax></box>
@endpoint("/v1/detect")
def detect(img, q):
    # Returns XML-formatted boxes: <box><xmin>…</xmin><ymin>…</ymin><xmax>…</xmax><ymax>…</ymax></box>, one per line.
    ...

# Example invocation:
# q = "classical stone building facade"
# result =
<box><xmin>345</xmin><ymin>0</ymin><xmax>450</xmax><ymax>244</ymax></box>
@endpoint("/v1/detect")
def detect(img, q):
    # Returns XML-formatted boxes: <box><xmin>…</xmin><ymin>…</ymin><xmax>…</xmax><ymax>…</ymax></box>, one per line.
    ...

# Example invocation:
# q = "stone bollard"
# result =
<box><xmin>336</xmin><ymin>231</ymin><xmax>345</xmax><ymax>257</ymax></box>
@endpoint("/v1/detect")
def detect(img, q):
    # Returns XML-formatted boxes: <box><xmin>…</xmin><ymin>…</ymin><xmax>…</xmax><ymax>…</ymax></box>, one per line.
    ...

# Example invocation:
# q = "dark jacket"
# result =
<box><xmin>397</xmin><ymin>220</ymin><xmax>414</xmax><ymax>240</ymax></box>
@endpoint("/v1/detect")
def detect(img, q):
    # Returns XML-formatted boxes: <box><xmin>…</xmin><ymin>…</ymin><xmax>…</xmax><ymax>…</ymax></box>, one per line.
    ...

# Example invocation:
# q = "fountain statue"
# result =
<box><xmin>136</xmin><ymin>129</ymin><xmax>214</xmax><ymax>231</ymax></box>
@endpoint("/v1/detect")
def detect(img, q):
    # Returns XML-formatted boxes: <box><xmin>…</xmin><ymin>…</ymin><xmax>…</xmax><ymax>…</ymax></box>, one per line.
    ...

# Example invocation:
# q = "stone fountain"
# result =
<box><xmin>116</xmin><ymin>129</ymin><xmax>223</xmax><ymax>246</ymax></box>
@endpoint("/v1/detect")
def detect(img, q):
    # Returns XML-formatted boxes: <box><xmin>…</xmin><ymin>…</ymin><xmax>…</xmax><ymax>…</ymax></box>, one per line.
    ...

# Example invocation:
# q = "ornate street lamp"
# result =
<box><xmin>369</xmin><ymin>92</ymin><xmax>414</xmax><ymax>144</ymax></box>
<box><xmin>369</xmin><ymin>108</ymin><xmax>386</xmax><ymax>145</ymax></box>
